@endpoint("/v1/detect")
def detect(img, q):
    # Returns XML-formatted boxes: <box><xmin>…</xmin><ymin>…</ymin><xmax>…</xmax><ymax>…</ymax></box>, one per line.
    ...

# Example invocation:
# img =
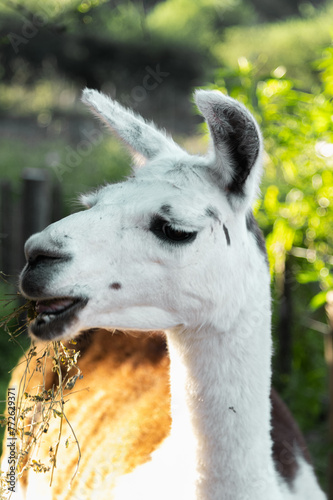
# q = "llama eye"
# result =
<box><xmin>162</xmin><ymin>223</ymin><xmax>196</xmax><ymax>242</ymax></box>
<box><xmin>150</xmin><ymin>217</ymin><xmax>197</xmax><ymax>244</ymax></box>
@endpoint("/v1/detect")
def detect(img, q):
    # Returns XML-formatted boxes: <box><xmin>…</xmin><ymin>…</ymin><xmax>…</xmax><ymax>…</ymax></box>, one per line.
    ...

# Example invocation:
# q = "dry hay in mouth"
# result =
<box><xmin>0</xmin><ymin>283</ymin><xmax>83</xmax><ymax>499</ymax></box>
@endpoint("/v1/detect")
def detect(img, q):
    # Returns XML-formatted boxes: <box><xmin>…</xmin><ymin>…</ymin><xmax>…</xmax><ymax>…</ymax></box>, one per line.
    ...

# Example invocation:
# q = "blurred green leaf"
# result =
<box><xmin>309</xmin><ymin>290</ymin><xmax>328</xmax><ymax>310</ymax></box>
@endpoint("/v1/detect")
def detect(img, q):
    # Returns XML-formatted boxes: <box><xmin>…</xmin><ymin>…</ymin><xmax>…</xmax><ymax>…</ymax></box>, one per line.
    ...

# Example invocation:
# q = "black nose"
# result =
<box><xmin>26</xmin><ymin>247</ymin><xmax>67</xmax><ymax>266</ymax></box>
<box><xmin>24</xmin><ymin>233</ymin><xmax>69</xmax><ymax>267</ymax></box>
<box><xmin>21</xmin><ymin>236</ymin><xmax>71</xmax><ymax>299</ymax></box>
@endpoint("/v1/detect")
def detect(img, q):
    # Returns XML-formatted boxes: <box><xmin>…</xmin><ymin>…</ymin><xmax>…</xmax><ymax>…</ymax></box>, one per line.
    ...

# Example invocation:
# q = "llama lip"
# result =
<box><xmin>35</xmin><ymin>298</ymin><xmax>77</xmax><ymax>316</ymax></box>
<box><xmin>29</xmin><ymin>297</ymin><xmax>88</xmax><ymax>340</ymax></box>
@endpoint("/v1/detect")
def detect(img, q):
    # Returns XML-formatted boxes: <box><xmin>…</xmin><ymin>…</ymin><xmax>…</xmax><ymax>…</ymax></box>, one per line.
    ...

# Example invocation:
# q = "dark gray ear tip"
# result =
<box><xmin>194</xmin><ymin>89</ymin><xmax>228</xmax><ymax>113</ymax></box>
<box><xmin>194</xmin><ymin>90</ymin><xmax>259</xmax><ymax>132</ymax></box>
<box><xmin>194</xmin><ymin>88</ymin><xmax>239</xmax><ymax>106</ymax></box>
<box><xmin>194</xmin><ymin>88</ymin><xmax>262</xmax><ymax>203</ymax></box>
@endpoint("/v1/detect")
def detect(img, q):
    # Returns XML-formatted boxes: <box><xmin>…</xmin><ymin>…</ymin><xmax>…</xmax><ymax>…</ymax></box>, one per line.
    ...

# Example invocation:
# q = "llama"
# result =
<box><xmin>5</xmin><ymin>89</ymin><xmax>326</xmax><ymax>499</ymax></box>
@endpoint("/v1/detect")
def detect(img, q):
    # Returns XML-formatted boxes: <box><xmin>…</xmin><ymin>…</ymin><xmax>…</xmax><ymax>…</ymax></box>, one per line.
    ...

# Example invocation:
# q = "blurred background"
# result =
<box><xmin>0</xmin><ymin>0</ymin><xmax>332</xmax><ymax>496</ymax></box>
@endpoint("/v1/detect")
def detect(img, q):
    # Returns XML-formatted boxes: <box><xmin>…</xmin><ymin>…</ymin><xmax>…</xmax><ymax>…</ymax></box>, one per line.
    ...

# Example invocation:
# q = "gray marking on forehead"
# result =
<box><xmin>157</xmin><ymin>205</ymin><xmax>199</xmax><ymax>231</ymax></box>
<box><xmin>156</xmin><ymin>205</ymin><xmax>184</xmax><ymax>227</ymax></box>
<box><xmin>246</xmin><ymin>211</ymin><xmax>268</xmax><ymax>265</ymax></box>
<box><xmin>160</xmin><ymin>204</ymin><xmax>172</xmax><ymax>216</ymax></box>
<box><xmin>223</xmin><ymin>225</ymin><xmax>231</xmax><ymax>246</ymax></box>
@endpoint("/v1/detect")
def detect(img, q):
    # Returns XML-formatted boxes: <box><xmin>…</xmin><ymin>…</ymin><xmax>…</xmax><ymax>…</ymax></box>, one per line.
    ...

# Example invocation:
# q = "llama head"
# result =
<box><xmin>20</xmin><ymin>89</ymin><xmax>268</xmax><ymax>341</ymax></box>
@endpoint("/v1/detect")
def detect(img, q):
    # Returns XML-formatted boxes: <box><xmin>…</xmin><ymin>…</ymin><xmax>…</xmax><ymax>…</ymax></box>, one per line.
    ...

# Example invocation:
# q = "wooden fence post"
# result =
<box><xmin>51</xmin><ymin>181</ymin><xmax>63</xmax><ymax>223</ymax></box>
<box><xmin>21</xmin><ymin>168</ymin><xmax>51</xmax><ymax>268</ymax></box>
<box><xmin>1</xmin><ymin>170</ymin><xmax>62</xmax><ymax>280</ymax></box>
<box><xmin>0</xmin><ymin>181</ymin><xmax>13</xmax><ymax>276</ymax></box>
<box><xmin>276</xmin><ymin>258</ymin><xmax>293</xmax><ymax>382</ymax></box>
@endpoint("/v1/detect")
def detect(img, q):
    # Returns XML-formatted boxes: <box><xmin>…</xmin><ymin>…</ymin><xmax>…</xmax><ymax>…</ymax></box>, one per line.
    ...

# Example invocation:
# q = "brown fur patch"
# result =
<box><xmin>271</xmin><ymin>388</ymin><xmax>312</xmax><ymax>483</ymax></box>
<box><xmin>2</xmin><ymin>332</ymin><xmax>312</xmax><ymax>497</ymax></box>
<box><xmin>2</xmin><ymin>330</ymin><xmax>170</xmax><ymax>499</ymax></box>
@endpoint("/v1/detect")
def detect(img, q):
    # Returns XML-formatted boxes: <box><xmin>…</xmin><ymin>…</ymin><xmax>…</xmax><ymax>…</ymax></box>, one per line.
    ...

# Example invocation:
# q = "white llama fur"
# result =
<box><xmin>17</xmin><ymin>89</ymin><xmax>326</xmax><ymax>500</ymax></box>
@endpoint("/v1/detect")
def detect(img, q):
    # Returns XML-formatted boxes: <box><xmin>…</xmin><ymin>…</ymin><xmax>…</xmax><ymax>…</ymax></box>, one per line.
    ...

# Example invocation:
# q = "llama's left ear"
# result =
<box><xmin>81</xmin><ymin>88</ymin><xmax>181</xmax><ymax>167</ymax></box>
<box><xmin>194</xmin><ymin>89</ymin><xmax>263</xmax><ymax>209</ymax></box>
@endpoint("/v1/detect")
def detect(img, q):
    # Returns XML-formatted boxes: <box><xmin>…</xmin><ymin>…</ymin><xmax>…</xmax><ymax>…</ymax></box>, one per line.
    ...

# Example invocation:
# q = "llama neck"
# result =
<box><xmin>166</xmin><ymin>296</ymin><xmax>280</xmax><ymax>500</ymax></box>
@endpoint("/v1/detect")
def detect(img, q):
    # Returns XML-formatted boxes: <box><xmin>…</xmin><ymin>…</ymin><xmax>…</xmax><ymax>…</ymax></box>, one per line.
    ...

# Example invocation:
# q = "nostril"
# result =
<box><xmin>28</xmin><ymin>252</ymin><xmax>60</xmax><ymax>265</ymax></box>
<box><xmin>24</xmin><ymin>233</ymin><xmax>70</xmax><ymax>267</ymax></box>
<box><xmin>26</xmin><ymin>247</ymin><xmax>69</xmax><ymax>266</ymax></box>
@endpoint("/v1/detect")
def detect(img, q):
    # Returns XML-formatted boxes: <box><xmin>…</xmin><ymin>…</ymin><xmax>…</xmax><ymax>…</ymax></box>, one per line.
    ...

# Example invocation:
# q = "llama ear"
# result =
<box><xmin>194</xmin><ymin>89</ymin><xmax>263</xmax><ymax>208</ymax></box>
<box><xmin>81</xmin><ymin>89</ymin><xmax>179</xmax><ymax>167</ymax></box>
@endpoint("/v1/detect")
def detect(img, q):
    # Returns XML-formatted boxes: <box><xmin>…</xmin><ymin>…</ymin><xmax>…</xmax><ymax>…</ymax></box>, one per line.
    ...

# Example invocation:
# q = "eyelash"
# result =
<box><xmin>149</xmin><ymin>216</ymin><xmax>197</xmax><ymax>245</ymax></box>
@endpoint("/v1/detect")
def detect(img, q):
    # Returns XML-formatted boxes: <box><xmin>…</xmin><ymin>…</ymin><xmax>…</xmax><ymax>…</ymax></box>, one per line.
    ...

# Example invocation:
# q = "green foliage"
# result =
<box><xmin>0</xmin><ymin>282</ymin><xmax>30</xmax><ymax>442</ymax></box>
<box><xmin>214</xmin><ymin>2</ymin><xmax>333</xmax><ymax>88</ymax></box>
<box><xmin>0</xmin><ymin>0</ymin><xmax>78</xmax><ymax>15</ymax></box>
<box><xmin>146</xmin><ymin>0</ymin><xmax>256</xmax><ymax>46</ymax></box>
<box><xmin>75</xmin><ymin>0</ymin><xmax>149</xmax><ymax>40</ymax></box>
<box><xmin>1</xmin><ymin>0</ymin><xmax>332</xmax><ymax>107</ymax></box>
<box><xmin>0</xmin><ymin>134</ymin><xmax>131</xmax><ymax>206</ymax></box>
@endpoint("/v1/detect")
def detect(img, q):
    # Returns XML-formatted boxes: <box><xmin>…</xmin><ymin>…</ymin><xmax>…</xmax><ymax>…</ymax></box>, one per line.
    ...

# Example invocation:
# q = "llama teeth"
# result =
<box><xmin>41</xmin><ymin>313</ymin><xmax>56</xmax><ymax>323</ymax></box>
<box><xmin>35</xmin><ymin>298</ymin><xmax>75</xmax><ymax>315</ymax></box>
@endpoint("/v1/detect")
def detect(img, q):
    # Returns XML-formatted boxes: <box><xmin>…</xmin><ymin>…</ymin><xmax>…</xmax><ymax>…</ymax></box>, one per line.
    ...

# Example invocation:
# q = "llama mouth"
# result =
<box><xmin>29</xmin><ymin>297</ymin><xmax>88</xmax><ymax>340</ymax></box>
